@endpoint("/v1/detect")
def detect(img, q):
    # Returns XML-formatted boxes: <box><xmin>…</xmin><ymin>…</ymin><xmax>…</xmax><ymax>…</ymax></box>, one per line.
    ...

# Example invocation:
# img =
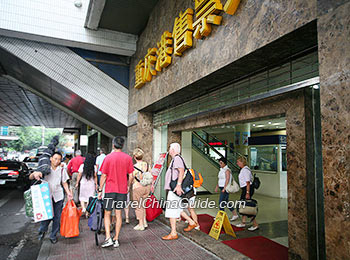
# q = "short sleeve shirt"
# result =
<box><xmin>95</xmin><ymin>154</ymin><xmax>106</xmax><ymax>175</ymax></box>
<box><xmin>100</xmin><ymin>151</ymin><xmax>134</xmax><ymax>194</ymax></box>
<box><xmin>44</xmin><ymin>165</ymin><xmax>69</xmax><ymax>202</ymax></box>
<box><xmin>218</xmin><ymin>165</ymin><xmax>232</xmax><ymax>187</ymax></box>
<box><xmin>164</xmin><ymin>155</ymin><xmax>185</xmax><ymax>190</ymax></box>
<box><xmin>78</xmin><ymin>164</ymin><xmax>97</xmax><ymax>174</ymax></box>
<box><xmin>238</xmin><ymin>166</ymin><xmax>253</xmax><ymax>188</ymax></box>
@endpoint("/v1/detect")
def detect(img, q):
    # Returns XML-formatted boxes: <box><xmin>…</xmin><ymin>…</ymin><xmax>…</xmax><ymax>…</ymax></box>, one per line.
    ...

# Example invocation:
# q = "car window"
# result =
<box><xmin>0</xmin><ymin>161</ymin><xmax>21</xmax><ymax>170</ymax></box>
<box><xmin>23</xmin><ymin>157</ymin><xmax>39</xmax><ymax>162</ymax></box>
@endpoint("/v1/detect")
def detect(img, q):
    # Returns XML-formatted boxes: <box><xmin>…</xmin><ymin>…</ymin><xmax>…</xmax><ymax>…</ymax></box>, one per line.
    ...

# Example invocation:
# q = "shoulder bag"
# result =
<box><xmin>169</xmin><ymin>155</ymin><xmax>194</xmax><ymax>198</ymax></box>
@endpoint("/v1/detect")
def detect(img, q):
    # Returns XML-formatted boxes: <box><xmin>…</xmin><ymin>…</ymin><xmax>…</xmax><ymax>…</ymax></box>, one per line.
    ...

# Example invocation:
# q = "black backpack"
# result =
<box><xmin>252</xmin><ymin>173</ymin><xmax>261</xmax><ymax>190</ymax></box>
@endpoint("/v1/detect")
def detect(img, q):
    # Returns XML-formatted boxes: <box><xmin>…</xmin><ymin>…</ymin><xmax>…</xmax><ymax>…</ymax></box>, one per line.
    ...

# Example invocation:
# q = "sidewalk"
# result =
<box><xmin>37</xmin><ymin>215</ymin><xmax>220</xmax><ymax>260</ymax></box>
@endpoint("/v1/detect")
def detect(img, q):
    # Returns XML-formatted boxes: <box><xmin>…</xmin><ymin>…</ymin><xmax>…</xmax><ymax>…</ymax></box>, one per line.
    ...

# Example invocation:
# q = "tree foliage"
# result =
<box><xmin>7</xmin><ymin>127</ymin><xmax>63</xmax><ymax>152</ymax></box>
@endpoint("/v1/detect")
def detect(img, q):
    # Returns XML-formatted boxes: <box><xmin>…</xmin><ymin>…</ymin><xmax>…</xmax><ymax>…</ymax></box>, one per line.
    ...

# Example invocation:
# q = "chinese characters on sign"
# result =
<box><xmin>173</xmin><ymin>8</ymin><xmax>194</xmax><ymax>56</ymax></box>
<box><xmin>156</xmin><ymin>31</ymin><xmax>173</xmax><ymax>71</ymax></box>
<box><xmin>134</xmin><ymin>0</ymin><xmax>241</xmax><ymax>89</ymax></box>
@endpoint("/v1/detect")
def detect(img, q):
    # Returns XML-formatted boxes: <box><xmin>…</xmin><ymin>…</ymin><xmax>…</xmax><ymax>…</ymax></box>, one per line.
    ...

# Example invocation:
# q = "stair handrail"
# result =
<box><xmin>200</xmin><ymin>130</ymin><xmax>245</xmax><ymax>159</ymax></box>
<box><xmin>192</xmin><ymin>131</ymin><xmax>240</xmax><ymax>172</ymax></box>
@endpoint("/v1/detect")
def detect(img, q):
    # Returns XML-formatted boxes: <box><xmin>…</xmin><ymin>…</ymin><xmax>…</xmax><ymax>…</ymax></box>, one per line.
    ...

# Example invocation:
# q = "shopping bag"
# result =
<box><xmin>145</xmin><ymin>195</ymin><xmax>163</xmax><ymax>222</ymax></box>
<box><xmin>31</xmin><ymin>181</ymin><xmax>54</xmax><ymax>222</ymax></box>
<box><xmin>24</xmin><ymin>188</ymin><xmax>33</xmax><ymax>218</ymax></box>
<box><xmin>60</xmin><ymin>200</ymin><xmax>81</xmax><ymax>238</ymax></box>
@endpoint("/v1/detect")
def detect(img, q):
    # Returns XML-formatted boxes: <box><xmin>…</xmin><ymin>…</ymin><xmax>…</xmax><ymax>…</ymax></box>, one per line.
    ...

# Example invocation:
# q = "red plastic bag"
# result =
<box><xmin>60</xmin><ymin>200</ymin><xmax>82</xmax><ymax>238</ymax></box>
<box><xmin>145</xmin><ymin>195</ymin><xmax>163</xmax><ymax>222</ymax></box>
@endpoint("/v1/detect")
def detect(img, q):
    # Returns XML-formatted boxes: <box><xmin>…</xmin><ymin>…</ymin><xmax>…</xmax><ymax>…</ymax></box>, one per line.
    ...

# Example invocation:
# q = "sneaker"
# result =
<box><xmin>194</xmin><ymin>225</ymin><xmax>200</xmax><ymax>231</ymax></box>
<box><xmin>49</xmin><ymin>237</ymin><xmax>57</xmax><ymax>244</ymax></box>
<box><xmin>248</xmin><ymin>225</ymin><xmax>259</xmax><ymax>231</ymax></box>
<box><xmin>125</xmin><ymin>218</ymin><xmax>129</xmax><ymax>224</ymax></box>
<box><xmin>133</xmin><ymin>225</ymin><xmax>145</xmax><ymax>231</ymax></box>
<box><xmin>38</xmin><ymin>231</ymin><xmax>45</xmax><ymax>241</ymax></box>
<box><xmin>230</xmin><ymin>215</ymin><xmax>239</xmax><ymax>221</ymax></box>
<box><xmin>113</xmin><ymin>239</ymin><xmax>120</xmax><ymax>248</ymax></box>
<box><xmin>101</xmin><ymin>237</ymin><xmax>114</xmax><ymax>248</ymax></box>
<box><xmin>235</xmin><ymin>223</ymin><xmax>246</xmax><ymax>228</ymax></box>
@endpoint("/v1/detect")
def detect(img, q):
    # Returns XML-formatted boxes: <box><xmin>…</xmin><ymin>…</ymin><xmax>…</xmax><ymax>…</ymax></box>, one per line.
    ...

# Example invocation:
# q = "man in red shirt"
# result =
<box><xmin>98</xmin><ymin>137</ymin><xmax>134</xmax><ymax>248</ymax></box>
<box><xmin>67</xmin><ymin>150</ymin><xmax>85</xmax><ymax>204</ymax></box>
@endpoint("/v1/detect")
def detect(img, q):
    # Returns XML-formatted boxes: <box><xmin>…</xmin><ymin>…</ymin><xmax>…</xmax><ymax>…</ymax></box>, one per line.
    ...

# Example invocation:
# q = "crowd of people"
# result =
<box><xmin>29</xmin><ymin>135</ymin><xmax>258</xmax><ymax>247</ymax></box>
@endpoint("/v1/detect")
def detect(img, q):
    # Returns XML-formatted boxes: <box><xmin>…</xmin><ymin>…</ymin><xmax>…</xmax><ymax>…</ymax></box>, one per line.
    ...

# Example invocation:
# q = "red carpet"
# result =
<box><xmin>197</xmin><ymin>214</ymin><xmax>244</xmax><ymax>234</ymax></box>
<box><xmin>222</xmin><ymin>236</ymin><xmax>288</xmax><ymax>260</ymax></box>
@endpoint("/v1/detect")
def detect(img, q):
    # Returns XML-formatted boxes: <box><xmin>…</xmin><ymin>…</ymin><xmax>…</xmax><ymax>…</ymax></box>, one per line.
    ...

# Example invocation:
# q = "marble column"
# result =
<box><xmin>136</xmin><ymin>112</ymin><xmax>153</xmax><ymax>164</ymax></box>
<box><xmin>318</xmin><ymin>1</ymin><xmax>350</xmax><ymax>259</ymax></box>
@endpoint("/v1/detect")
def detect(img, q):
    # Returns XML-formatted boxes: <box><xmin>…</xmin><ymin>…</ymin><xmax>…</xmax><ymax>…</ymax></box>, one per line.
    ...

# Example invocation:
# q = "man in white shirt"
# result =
<box><xmin>30</xmin><ymin>152</ymin><xmax>72</xmax><ymax>244</ymax></box>
<box><xmin>95</xmin><ymin>147</ymin><xmax>106</xmax><ymax>185</ymax></box>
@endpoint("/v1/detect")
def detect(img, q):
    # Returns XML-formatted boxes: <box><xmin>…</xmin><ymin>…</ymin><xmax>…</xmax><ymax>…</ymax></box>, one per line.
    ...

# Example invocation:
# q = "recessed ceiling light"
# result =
<box><xmin>74</xmin><ymin>1</ymin><xmax>82</xmax><ymax>8</ymax></box>
<box><xmin>252</xmin><ymin>124</ymin><xmax>256</xmax><ymax>127</ymax></box>
<box><xmin>268</xmin><ymin>121</ymin><xmax>272</xmax><ymax>124</ymax></box>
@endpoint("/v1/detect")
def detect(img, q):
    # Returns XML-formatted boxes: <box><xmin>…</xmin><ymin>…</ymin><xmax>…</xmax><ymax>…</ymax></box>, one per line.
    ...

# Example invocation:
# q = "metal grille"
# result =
<box><xmin>154</xmin><ymin>52</ymin><xmax>318</xmax><ymax>126</ymax></box>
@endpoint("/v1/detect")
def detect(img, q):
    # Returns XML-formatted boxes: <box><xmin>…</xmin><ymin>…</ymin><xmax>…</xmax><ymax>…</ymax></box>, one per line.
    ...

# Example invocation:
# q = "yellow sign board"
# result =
<box><xmin>209</xmin><ymin>210</ymin><xmax>236</xmax><ymax>240</ymax></box>
<box><xmin>134</xmin><ymin>0</ymin><xmax>241</xmax><ymax>89</ymax></box>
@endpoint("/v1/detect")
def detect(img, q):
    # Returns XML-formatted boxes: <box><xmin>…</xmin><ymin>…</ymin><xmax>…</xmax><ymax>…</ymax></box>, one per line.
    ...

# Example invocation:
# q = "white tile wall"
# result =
<box><xmin>0</xmin><ymin>36</ymin><xmax>128</xmax><ymax>125</ymax></box>
<box><xmin>0</xmin><ymin>0</ymin><xmax>137</xmax><ymax>56</ymax></box>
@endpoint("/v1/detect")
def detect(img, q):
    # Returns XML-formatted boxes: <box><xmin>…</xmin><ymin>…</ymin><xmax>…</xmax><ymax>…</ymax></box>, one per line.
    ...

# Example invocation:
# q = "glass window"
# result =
<box><xmin>281</xmin><ymin>146</ymin><xmax>287</xmax><ymax>171</ymax></box>
<box><xmin>249</xmin><ymin>146</ymin><xmax>278</xmax><ymax>172</ymax></box>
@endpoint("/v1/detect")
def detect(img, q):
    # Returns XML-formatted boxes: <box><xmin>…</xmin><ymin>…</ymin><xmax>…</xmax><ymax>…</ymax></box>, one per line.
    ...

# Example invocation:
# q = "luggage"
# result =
<box><xmin>145</xmin><ymin>194</ymin><xmax>163</xmax><ymax>222</ymax></box>
<box><xmin>88</xmin><ymin>199</ymin><xmax>103</xmax><ymax>231</ymax></box>
<box><xmin>60</xmin><ymin>200</ymin><xmax>81</xmax><ymax>238</ymax></box>
<box><xmin>238</xmin><ymin>199</ymin><xmax>258</xmax><ymax>217</ymax></box>
<box><xmin>86</xmin><ymin>196</ymin><xmax>98</xmax><ymax>214</ymax></box>
<box><xmin>92</xmin><ymin>199</ymin><xmax>104</xmax><ymax>246</ymax></box>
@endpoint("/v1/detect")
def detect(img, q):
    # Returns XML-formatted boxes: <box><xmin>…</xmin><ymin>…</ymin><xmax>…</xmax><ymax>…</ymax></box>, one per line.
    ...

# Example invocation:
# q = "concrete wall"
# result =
<box><xmin>0</xmin><ymin>0</ymin><xmax>137</xmax><ymax>55</ymax></box>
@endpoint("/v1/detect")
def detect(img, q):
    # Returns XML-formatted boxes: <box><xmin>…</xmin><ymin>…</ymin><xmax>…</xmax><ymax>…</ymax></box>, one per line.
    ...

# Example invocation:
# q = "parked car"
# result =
<box><xmin>23</xmin><ymin>156</ymin><xmax>39</xmax><ymax>171</ymax></box>
<box><xmin>0</xmin><ymin>161</ymin><xmax>30</xmax><ymax>190</ymax></box>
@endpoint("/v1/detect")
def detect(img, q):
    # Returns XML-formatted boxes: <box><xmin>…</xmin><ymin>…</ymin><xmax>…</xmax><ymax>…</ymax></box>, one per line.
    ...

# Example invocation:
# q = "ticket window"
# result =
<box><xmin>249</xmin><ymin>145</ymin><xmax>286</xmax><ymax>173</ymax></box>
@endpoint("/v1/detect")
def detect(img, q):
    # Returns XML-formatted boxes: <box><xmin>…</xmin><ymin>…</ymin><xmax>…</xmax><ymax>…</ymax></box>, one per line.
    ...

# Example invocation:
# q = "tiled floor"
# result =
<box><xmin>38</xmin><ymin>215</ymin><xmax>220</xmax><ymax>260</ymax></box>
<box><xmin>195</xmin><ymin>192</ymin><xmax>289</xmax><ymax>247</ymax></box>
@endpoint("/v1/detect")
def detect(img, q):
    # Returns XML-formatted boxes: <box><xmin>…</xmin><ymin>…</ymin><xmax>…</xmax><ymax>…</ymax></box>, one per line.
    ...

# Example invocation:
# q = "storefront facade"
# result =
<box><xmin>127</xmin><ymin>1</ymin><xmax>350</xmax><ymax>259</ymax></box>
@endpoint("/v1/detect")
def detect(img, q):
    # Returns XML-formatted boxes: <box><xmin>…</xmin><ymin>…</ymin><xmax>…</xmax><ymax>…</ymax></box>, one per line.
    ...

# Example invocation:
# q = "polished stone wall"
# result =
<box><xmin>318</xmin><ymin>1</ymin><xmax>350</xmax><ymax>259</ymax></box>
<box><xmin>129</xmin><ymin>0</ymin><xmax>316</xmax><ymax>114</ymax></box>
<box><xmin>127</xmin><ymin>112</ymin><xmax>153</xmax><ymax>164</ymax></box>
<box><xmin>170</xmin><ymin>91</ymin><xmax>308</xmax><ymax>259</ymax></box>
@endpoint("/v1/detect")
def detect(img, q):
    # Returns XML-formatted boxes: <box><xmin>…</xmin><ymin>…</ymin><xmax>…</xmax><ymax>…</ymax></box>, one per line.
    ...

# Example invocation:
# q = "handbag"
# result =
<box><xmin>134</xmin><ymin>166</ymin><xmax>153</xmax><ymax>186</ymax></box>
<box><xmin>169</xmin><ymin>155</ymin><xmax>194</xmax><ymax>198</ymax></box>
<box><xmin>238</xmin><ymin>199</ymin><xmax>258</xmax><ymax>217</ymax></box>
<box><xmin>226</xmin><ymin>178</ymin><xmax>240</xmax><ymax>193</ymax></box>
<box><xmin>252</xmin><ymin>173</ymin><xmax>261</xmax><ymax>189</ymax></box>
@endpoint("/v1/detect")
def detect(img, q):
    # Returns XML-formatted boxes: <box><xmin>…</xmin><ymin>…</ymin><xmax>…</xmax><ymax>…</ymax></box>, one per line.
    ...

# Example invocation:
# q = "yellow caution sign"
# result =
<box><xmin>209</xmin><ymin>210</ymin><xmax>236</xmax><ymax>240</ymax></box>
